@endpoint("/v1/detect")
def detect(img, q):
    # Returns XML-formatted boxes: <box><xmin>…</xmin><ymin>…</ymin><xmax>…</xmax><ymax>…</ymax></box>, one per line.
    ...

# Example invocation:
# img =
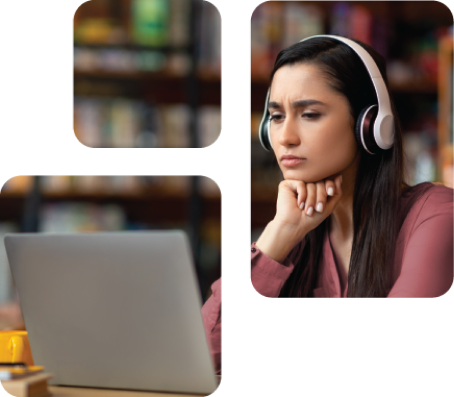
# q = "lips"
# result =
<box><xmin>281</xmin><ymin>155</ymin><xmax>305</xmax><ymax>161</ymax></box>
<box><xmin>281</xmin><ymin>157</ymin><xmax>306</xmax><ymax>167</ymax></box>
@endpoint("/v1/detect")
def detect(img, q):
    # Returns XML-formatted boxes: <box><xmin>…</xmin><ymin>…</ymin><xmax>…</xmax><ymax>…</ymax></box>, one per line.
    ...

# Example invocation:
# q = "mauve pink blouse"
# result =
<box><xmin>202</xmin><ymin>184</ymin><xmax>454</xmax><ymax>397</ymax></box>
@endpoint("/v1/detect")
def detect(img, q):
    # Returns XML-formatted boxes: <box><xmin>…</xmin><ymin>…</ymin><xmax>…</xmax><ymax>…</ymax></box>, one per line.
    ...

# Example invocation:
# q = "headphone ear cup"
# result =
<box><xmin>355</xmin><ymin>105</ymin><xmax>380</xmax><ymax>154</ymax></box>
<box><xmin>264</xmin><ymin>120</ymin><xmax>271</xmax><ymax>150</ymax></box>
<box><xmin>259</xmin><ymin>113</ymin><xmax>272</xmax><ymax>151</ymax></box>
<box><xmin>354</xmin><ymin>107</ymin><xmax>369</xmax><ymax>150</ymax></box>
<box><xmin>259</xmin><ymin>90</ymin><xmax>272</xmax><ymax>151</ymax></box>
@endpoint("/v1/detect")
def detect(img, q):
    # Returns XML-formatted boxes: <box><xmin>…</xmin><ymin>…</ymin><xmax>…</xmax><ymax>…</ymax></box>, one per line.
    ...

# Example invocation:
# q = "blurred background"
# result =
<box><xmin>0</xmin><ymin>0</ymin><xmax>454</xmax><ymax>330</ymax></box>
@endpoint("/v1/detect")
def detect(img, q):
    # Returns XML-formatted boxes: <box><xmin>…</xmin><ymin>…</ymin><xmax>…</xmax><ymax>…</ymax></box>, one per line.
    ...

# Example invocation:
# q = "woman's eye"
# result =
<box><xmin>303</xmin><ymin>113</ymin><xmax>320</xmax><ymax>119</ymax></box>
<box><xmin>302</xmin><ymin>112</ymin><xmax>320</xmax><ymax>120</ymax></box>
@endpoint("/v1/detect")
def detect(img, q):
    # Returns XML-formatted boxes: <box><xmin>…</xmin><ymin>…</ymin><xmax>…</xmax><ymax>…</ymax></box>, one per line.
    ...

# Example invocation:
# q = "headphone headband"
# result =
<box><xmin>258</xmin><ymin>34</ymin><xmax>395</xmax><ymax>153</ymax></box>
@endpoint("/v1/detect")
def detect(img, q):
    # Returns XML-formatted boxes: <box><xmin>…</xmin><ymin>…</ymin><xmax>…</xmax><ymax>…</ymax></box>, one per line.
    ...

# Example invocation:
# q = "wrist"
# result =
<box><xmin>256</xmin><ymin>220</ymin><xmax>307</xmax><ymax>263</ymax></box>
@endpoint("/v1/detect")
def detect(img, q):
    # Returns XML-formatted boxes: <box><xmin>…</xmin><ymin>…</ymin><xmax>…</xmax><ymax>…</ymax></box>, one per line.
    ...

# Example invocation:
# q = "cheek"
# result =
<box><xmin>323</xmin><ymin>124</ymin><xmax>356</xmax><ymax>157</ymax></box>
<box><xmin>312</xmin><ymin>123</ymin><xmax>357</xmax><ymax>159</ymax></box>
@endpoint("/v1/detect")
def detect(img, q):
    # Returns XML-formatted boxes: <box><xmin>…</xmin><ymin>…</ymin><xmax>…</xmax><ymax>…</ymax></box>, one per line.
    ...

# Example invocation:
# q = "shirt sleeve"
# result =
<box><xmin>387</xmin><ymin>186</ymin><xmax>454</xmax><ymax>397</ymax></box>
<box><xmin>202</xmin><ymin>242</ymin><xmax>294</xmax><ymax>374</ymax></box>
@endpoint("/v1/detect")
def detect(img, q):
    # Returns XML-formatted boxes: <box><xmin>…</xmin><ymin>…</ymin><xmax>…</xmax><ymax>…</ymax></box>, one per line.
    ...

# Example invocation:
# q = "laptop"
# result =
<box><xmin>4</xmin><ymin>231</ymin><xmax>218</xmax><ymax>395</ymax></box>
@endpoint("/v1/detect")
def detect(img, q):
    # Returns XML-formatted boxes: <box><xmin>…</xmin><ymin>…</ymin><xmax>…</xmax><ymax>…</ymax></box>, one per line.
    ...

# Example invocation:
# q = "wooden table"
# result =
<box><xmin>48</xmin><ymin>375</ymin><xmax>249</xmax><ymax>397</ymax></box>
<box><xmin>7</xmin><ymin>376</ymin><xmax>202</xmax><ymax>397</ymax></box>
<box><xmin>49</xmin><ymin>386</ymin><xmax>203</xmax><ymax>397</ymax></box>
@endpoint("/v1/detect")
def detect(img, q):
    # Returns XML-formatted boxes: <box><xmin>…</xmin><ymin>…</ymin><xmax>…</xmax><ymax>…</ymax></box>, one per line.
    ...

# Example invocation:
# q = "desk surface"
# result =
<box><xmin>3</xmin><ymin>378</ymin><xmax>201</xmax><ymax>397</ymax></box>
<box><xmin>49</xmin><ymin>386</ymin><xmax>201</xmax><ymax>397</ymax></box>
<box><xmin>48</xmin><ymin>375</ymin><xmax>249</xmax><ymax>397</ymax></box>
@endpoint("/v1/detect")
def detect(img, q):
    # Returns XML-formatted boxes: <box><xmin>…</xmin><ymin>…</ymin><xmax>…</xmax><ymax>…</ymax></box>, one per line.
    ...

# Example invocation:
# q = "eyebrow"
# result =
<box><xmin>268</xmin><ymin>99</ymin><xmax>326</xmax><ymax>110</ymax></box>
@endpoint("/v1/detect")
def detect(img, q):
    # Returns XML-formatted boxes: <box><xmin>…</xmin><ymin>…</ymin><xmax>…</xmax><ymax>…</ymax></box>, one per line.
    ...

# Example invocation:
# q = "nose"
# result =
<box><xmin>277</xmin><ymin>117</ymin><xmax>301</xmax><ymax>147</ymax></box>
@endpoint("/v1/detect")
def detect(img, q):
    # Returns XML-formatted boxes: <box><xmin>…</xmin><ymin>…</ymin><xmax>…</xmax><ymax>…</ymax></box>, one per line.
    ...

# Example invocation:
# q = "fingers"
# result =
<box><xmin>315</xmin><ymin>181</ymin><xmax>327</xmax><ymax>213</ymax></box>
<box><xmin>305</xmin><ymin>176</ymin><xmax>342</xmax><ymax>217</ymax></box>
<box><xmin>325</xmin><ymin>175</ymin><xmax>343</xmax><ymax>213</ymax></box>
<box><xmin>296</xmin><ymin>182</ymin><xmax>307</xmax><ymax>209</ymax></box>
<box><xmin>325</xmin><ymin>179</ymin><xmax>335</xmax><ymax>197</ymax></box>
<box><xmin>304</xmin><ymin>183</ymin><xmax>316</xmax><ymax>216</ymax></box>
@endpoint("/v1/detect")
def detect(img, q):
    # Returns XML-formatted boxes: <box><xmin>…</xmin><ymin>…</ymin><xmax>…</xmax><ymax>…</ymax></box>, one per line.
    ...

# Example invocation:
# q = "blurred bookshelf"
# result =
<box><xmin>0</xmin><ymin>0</ymin><xmax>454</xmax><ymax>308</ymax></box>
<box><xmin>438</xmin><ymin>35</ymin><xmax>453</xmax><ymax>189</ymax></box>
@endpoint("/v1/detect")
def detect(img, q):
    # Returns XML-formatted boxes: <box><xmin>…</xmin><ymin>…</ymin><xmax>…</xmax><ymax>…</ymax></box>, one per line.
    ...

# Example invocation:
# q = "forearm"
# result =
<box><xmin>256</xmin><ymin>220</ymin><xmax>307</xmax><ymax>263</ymax></box>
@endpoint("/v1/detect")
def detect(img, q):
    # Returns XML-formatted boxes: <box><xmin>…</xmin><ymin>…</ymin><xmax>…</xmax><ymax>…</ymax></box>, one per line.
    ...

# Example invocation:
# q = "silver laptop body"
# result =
<box><xmin>5</xmin><ymin>231</ymin><xmax>218</xmax><ymax>394</ymax></box>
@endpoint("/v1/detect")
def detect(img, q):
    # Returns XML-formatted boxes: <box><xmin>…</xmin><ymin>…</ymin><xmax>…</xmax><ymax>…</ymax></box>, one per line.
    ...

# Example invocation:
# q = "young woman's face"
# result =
<box><xmin>269</xmin><ymin>63</ymin><xmax>359</xmax><ymax>183</ymax></box>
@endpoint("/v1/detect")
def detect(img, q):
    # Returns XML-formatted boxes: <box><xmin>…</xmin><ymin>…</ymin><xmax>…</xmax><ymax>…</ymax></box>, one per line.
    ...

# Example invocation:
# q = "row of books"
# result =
<box><xmin>75</xmin><ymin>0</ymin><xmax>190</xmax><ymax>47</ymax></box>
<box><xmin>0</xmin><ymin>175</ymin><xmax>145</xmax><ymax>195</ymax></box>
<box><xmin>41</xmin><ymin>176</ymin><xmax>153</xmax><ymax>195</ymax></box>
<box><xmin>39</xmin><ymin>203</ymin><xmax>126</xmax><ymax>233</ymax></box>
<box><xmin>72</xmin><ymin>95</ymin><xmax>263</xmax><ymax>148</ymax></box>
<box><xmin>72</xmin><ymin>0</ymin><xmax>219</xmax><ymax>74</ymax></box>
<box><xmin>74</xmin><ymin>47</ymin><xmax>187</xmax><ymax>75</ymax></box>
<box><xmin>0</xmin><ymin>199</ymin><xmax>221</xmax><ymax>243</ymax></box>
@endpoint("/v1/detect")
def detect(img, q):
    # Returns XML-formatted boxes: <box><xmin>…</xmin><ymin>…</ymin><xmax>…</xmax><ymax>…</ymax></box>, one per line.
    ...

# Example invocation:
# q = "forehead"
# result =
<box><xmin>270</xmin><ymin>63</ymin><xmax>337</xmax><ymax>102</ymax></box>
<box><xmin>268</xmin><ymin>64</ymin><xmax>343</xmax><ymax>110</ymax></box>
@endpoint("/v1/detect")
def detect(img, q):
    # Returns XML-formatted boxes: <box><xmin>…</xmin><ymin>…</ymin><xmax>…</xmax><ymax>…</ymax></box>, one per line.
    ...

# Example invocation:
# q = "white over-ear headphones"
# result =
<box><xmin>258</xmin><ymin>35</ymin><xmax>395</xmax><ymax>155</ymax></box>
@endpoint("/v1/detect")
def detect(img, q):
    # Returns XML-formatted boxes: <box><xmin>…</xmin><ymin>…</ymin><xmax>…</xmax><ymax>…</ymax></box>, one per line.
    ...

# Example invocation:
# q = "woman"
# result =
<box><xmin>202</xmin><ymin>35</ymin><xmax>453</xmax><ymax>373</ymax></box>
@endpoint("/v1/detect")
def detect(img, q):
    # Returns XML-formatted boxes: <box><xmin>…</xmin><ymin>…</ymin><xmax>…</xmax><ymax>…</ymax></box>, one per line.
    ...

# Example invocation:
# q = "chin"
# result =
<box><xmin>283</xmin><ymin>170</ymin><xmax>314</xmax><ymax>183</ymax></box>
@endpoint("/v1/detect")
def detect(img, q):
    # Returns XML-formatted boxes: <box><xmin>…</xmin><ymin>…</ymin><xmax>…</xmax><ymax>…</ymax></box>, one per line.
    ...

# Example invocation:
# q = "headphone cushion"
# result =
<box><xmin>355</xmin><ymin>105</ymin><xmax>379</xmax><ymax>154</ymax></box>
<box><xmin>259</xmin><ymin>114</ymin><xmax>272</xmax><ymax>151</ymax></box>
<box><xmin>354</xmin><ymin>107</ymin><xmax>369</xmax><ymax>149</ymax></box>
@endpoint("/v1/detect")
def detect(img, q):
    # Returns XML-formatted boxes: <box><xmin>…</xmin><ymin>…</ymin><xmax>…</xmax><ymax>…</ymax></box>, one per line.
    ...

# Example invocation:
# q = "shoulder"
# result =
<box><xmin>402</xmin><ymin>182</ymin><xmax>453</xmax><ymax>229</ymax></box>
<box><xmin>414</xmin><ymin>182</ymin><xmax>452</xmax><ymax>211</ymax></box>
<box><xmin>391</xmin><ymin>183</ymin><xmax>453</xmax><ymax>297</ymax></box>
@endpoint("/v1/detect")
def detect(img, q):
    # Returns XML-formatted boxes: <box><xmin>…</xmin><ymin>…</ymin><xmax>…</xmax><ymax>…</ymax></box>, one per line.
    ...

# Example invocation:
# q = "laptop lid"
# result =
<box><xmin>5</xmin><ymin>231</ymin><xmax>218</xmax><ymax>394</ymax></box>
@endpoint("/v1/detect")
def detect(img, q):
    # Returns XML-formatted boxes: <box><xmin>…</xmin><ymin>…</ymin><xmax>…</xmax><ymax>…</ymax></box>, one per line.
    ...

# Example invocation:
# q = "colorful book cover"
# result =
<box><xmin>131</xmin><ymin>0</ymin><xmax>170</xmax><ymax>47</ymax></box>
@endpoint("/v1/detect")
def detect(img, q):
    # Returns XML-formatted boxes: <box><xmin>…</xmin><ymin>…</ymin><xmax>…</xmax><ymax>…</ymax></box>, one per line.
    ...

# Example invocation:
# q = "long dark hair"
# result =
<box><xmin>273</xmin><ymin>37</ymin><xmax>427</xmax><ymax>297</ymax></box>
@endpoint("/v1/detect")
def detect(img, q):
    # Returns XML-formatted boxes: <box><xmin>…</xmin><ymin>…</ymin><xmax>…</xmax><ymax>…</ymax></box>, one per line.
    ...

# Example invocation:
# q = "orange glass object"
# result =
<box><xmin>0</xmin><ymin>331</ymin><xmax>34</xmax><ymax>366</ymax></box>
